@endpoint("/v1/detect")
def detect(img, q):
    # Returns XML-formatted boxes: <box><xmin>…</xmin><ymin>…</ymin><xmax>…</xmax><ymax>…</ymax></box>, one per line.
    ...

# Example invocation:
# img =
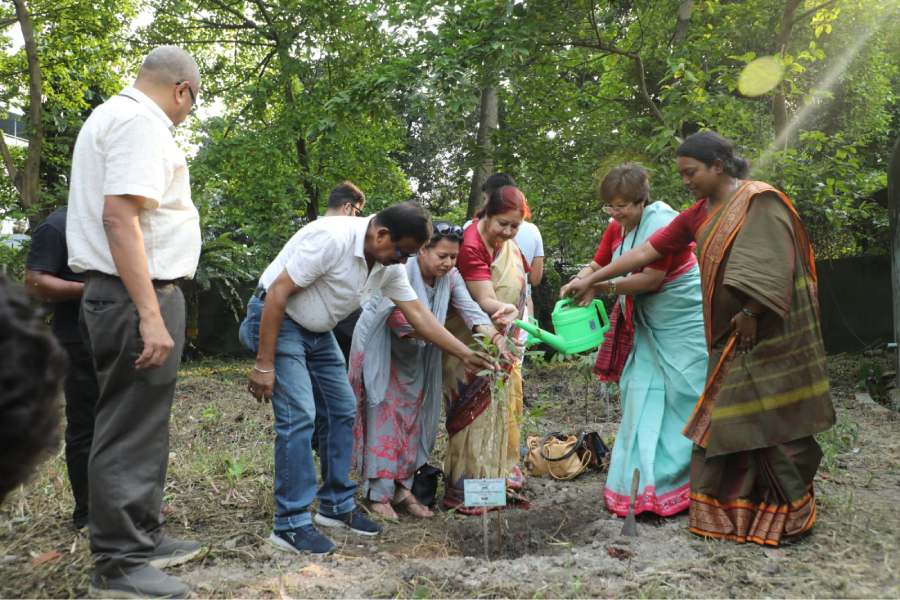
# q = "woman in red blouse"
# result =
<box><xmin>441</xmin><ymin>185</ymin><xmax>529</xmax><ymax>513</ymax></box>
<box><xmin>563</xmin><ymin>163</ymin><xmax>707</xmax><ymax>518</ymax></box>
<box><xmin>566</xmin><ymin>132</ymin><xmax>834</xmax><ymax>547</ymax></box>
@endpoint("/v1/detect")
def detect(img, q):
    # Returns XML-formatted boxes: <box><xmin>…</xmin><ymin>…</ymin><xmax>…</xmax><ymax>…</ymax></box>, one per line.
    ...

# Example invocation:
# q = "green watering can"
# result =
<box><xmin>514</xmin><ymin>298</ymin><xmax>610</xmax><ymax>355</ymax></box>
<box><xmin>522</xmin><ymin>316</ymin><xmax>542</xmax><ymax>347</ymax></box>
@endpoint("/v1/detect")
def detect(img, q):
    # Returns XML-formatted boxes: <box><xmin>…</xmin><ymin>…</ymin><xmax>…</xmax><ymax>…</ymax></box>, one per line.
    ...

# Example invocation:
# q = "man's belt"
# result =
<box><xmin>85</xmin><ymin>270</ymin><xmax>184</xmax><ymax>287</ymax></box>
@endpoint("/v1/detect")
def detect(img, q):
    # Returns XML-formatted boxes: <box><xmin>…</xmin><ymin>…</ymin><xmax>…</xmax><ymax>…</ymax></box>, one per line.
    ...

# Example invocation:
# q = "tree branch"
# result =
<box><xmin>634</xmin><ymin>54</ymin><xmax>667</xmax><ymax>126</ymax></box>
<box><xmin>204</xmin><ymin>0</ymin><xmax>260</xmax><ymax>30</ymax></box>
<box><xmin>158</xmin><ymin>38</ymin><xmax>276</xmax><ymax>47</ymax></box>
<box><xmin>249</xmin><ymin>0</ymin><xmax>274</xmax><ymax>27</ymax></box>
<box><xmin>543</xmin><ymin>31</ymin><xmax>666</xmax><ymax>127</ymax></box>
<box><xmin>790</xmin><ymin>0</ymin><xmax>840</xmax><ymax>28</ymax></box>
<box><xmin>222</xmin><ymin>48</ymin><xmax>278</xmax><ymax>138</ymax></box>
<box><xmin>182</xmin><ymin>17</ymin><xmax>259</xmax><ymax>31</ymax></box>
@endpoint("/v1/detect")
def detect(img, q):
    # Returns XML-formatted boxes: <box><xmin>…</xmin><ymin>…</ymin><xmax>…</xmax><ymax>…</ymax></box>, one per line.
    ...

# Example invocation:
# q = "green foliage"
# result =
<box><xmin>760</xmin><ymin>131</ymin><xmax>889</xmax><ymax>257</ymax></box>
<box><xmin>0</xmin><ymin>0</ymin><xmax>140</xmax><ymax>218</ymax></box>
<box><xmin>0</xmin><ymin>238</ymin><xmax>28</xmax><ymax>281</ymax></box>
<box><xmin>224</xmin><ymin>456</ymin><xmax>248</xmax><ymax>484</ymax></box>
<box><xmin>0</xmin><ymin>0</ymin><xmax>895</xmax><ymax>290</ymax></box>
<box><xmin>816</xmin><ymin>415</ymin><xmax>860</xmax><ymax>473</ymax></box>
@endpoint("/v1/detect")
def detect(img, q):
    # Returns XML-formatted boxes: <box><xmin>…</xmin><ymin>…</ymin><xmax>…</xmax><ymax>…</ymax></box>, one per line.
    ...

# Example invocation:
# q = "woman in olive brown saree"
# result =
<box><xmin>564</xmin><ymin>131</ymin><xmax>835</xmax><ymax>546</ymax></box>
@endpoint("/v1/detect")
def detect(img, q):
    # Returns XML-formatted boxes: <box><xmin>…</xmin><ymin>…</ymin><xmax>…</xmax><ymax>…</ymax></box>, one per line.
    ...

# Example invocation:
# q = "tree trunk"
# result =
<box><xmin>14</xmin><ymin>0</ymin><xmax>43</xmax><ymax>211</ymax></box>
<box><xmin>276</xmin><ymin>40</ymin><xmax>318</xmax><ymax>222</ymax></box>
<box><xmin>466</xmin><ymin>84</ymin><xmax>498</xmax><ymax>219</ymax></box>
<box><xmin>1</xmin><ymin>0</ymin><xmax>43</xmax><ymax>220</ymax></box>
<box><xmin>295</xmin><ymin>135</ymin><xmax>319</xmax><ymax>220</ymax></box>
<box><xmin>671</xmin><ymin>0</ymin><xmax>693</xmax><ymax>45</ymax></box>
<box><xmin>889</xmin><ymin>136</ymin><xmax>900</xmax><ymax>381</ymax></box>
<box><xmin>773</xmin><ymin>0</ymin><xmax>802</xmax><ymax>145</ymax></box>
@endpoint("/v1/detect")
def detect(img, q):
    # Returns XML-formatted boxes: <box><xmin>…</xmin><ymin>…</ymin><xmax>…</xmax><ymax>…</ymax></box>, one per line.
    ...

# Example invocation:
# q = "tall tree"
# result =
<box><xmin>147</xmin><ymin>0</ymin><xmax>414</xmax><ymax>255</ymax></box>
<box><xmin>0</xmin><ymin>0</ymin><xmax>139</xmax><ymax>224</ymax></box>
<box><xmin>0</xmin><ymin>0</ymin><xmax>43</xmax><ymax>222</ymax></box>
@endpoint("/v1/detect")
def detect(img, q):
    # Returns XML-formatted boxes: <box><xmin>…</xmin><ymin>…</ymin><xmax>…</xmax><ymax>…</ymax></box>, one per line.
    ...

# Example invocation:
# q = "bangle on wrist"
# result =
<box><xmin>608</xmin><ymin>280</ymin><xmax>616</xmax><ymax>294</ymax></box>
<box><xmin>740</xmin><ymin>307</ymin><xmax>761</xmax><ymax>319</ymax></box>
<box><xmin>253</xmin><ymin>365</ymin><xmax>275</xmax><ymax>374</ymax></box>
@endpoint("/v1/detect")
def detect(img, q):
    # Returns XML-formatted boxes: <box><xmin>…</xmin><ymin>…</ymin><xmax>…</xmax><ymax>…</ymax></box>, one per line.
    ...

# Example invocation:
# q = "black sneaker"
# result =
<box><xmin>314</xmin><ymin>508</ymin><xmax>382</xmax><ymax>536</ymax></box>
<box><xmin>268</xmin><ymin>525</ymin><xmax>335</xmax><ymax>555</ymax></box>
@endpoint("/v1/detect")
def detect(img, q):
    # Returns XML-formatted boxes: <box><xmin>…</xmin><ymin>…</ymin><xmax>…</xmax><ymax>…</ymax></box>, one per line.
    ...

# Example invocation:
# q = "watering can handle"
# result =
<box><xmin>591</xmin><ymin>299</ymin><xmax>611</xmax><ymax>332</ymax></box>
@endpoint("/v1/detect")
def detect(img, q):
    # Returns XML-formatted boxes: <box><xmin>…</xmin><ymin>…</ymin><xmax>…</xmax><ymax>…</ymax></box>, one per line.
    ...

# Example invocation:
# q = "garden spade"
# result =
<box><xmin>620</xmin><ymin>468</ymin><xmax>640</xmax><ymax>537</ymax></box>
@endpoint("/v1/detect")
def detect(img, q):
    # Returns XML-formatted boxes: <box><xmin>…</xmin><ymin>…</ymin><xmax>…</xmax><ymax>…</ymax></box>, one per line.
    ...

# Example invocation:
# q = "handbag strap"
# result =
<box><xmin>547</xmin><ymin>447</ymin><xmax>592</xmax><ymax>480</ymax></box>
<box><xmin>539</xmin><ymin>431</ymin><xmax>586</xmax><ymax>462</ymax></box>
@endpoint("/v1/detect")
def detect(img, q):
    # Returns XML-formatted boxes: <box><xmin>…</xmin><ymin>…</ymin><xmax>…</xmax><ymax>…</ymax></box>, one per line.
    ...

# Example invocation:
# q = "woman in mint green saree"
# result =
<box><xmin>567</xmin><ymin>133</ymin><xmax>834</xmax><ymax>546</ymax></box>
<box><xmin>566</xmin><ymin>164</ymin><xmax>708</xmax><ymax>517</ymax></box>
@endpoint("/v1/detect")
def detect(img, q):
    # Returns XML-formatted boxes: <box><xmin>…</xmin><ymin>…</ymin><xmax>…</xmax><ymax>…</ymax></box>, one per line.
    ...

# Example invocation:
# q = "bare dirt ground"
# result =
<box><xmin>2</xmin><ymin>353</ymin><xmax>898</xmax><ymax>598</ymax></box>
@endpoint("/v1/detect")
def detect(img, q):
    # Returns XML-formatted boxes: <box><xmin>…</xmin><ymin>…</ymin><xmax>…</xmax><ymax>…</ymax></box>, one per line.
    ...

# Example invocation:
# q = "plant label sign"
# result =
<box><xmin>463</xmin><ymin>478</ymin><xmax>506</xmax><ymax>507</ymax></box>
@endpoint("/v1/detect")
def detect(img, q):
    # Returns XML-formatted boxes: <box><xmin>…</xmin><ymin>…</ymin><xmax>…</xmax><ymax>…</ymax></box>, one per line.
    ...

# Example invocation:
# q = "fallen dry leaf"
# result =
<box><xmin>31</xmin><ymin>551</ymin><xmax>62</xmax><ymax>567</ymax></box>
<box><xmin>298</xmin><ymin>564</ymin><xmax>327</xmax><ymax>578</ymax></box>
<box><xmin>607</xmin><ymin>546</ymin><xmax>634</xmax><ymax>561</ymax></box>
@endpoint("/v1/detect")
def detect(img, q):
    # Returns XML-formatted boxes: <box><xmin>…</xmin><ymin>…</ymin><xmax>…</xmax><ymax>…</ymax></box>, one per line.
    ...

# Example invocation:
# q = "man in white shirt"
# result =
<box><xmin>66</xmin><ymin>46</ymin><xmax>202</xmax><ymax>599</ymax></box>
<box><xmin>240</xmin><ymin>201</ymin><xmax>493</xmax><ymax>554</ymax></box>
<box><xmin>323</xmin><ymin>181</ymin><xmax>366</xmax><ymax>362</ymax></box>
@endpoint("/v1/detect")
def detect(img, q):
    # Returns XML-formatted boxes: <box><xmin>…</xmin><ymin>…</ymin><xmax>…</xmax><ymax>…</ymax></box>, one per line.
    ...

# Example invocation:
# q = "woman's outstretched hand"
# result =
<box><xmin>491</xmin><ymin>303</ymin><xmax>519</xmax><ymax>328</ymax></box>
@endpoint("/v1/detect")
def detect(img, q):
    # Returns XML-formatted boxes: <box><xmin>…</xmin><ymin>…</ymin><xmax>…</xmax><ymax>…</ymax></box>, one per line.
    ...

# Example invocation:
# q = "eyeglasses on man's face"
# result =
<box><xmin>176</xmin><ymin>80</ymin><xmax>199</xmax><ymax>113</ymax></box>
<box><xmin>393</xmin><ymin>243</ymin><xmax>419</xmax><ymax>263</ymax></box>
<box><xmin>349</xmin><ymin>203</ymin><xmax>364</xmax><ymax>216</ymax></box>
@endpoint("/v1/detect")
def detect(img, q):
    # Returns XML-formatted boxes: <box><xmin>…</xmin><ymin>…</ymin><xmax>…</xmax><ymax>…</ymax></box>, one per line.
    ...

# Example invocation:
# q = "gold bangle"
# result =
<box><xmin>609</xmin><ymin>281</ymin><xmax>616</xmax><ymax>294</ymax></box>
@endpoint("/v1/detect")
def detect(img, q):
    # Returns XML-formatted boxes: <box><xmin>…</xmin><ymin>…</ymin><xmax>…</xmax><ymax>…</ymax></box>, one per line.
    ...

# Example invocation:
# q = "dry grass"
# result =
<box><xmin>1</xmin><ymin>354</ymin><xmax>898</xmax><ymax>598</ymax></box>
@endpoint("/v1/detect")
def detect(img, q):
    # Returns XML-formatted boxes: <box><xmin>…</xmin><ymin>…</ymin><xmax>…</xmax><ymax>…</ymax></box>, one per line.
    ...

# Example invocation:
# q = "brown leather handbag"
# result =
<box><xmin>525</xmin><ymin>431</ymin><xmax>609</xmax><ymax>480</ymax></box>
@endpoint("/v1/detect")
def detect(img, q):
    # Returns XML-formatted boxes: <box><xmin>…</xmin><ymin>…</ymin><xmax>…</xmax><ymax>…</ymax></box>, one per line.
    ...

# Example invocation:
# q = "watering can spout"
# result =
<box><xmin>514</xmin><ymin>319</ymin><xmax>569</xmax><ymax>353</ymax></box>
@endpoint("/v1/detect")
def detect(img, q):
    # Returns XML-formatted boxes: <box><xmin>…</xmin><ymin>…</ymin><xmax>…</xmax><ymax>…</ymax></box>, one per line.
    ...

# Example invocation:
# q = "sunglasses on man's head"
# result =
<box><xmin>432</xmin><ymin>222</ymin><xmax>464</xmax><ymax>240</ymax></box>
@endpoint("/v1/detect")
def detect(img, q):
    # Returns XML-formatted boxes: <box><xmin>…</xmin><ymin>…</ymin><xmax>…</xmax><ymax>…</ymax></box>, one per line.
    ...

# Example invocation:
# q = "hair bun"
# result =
<box><xmin>729</xmin><ymin>156</ymin><xmax>750</xmax><ymax>178</ymax></box>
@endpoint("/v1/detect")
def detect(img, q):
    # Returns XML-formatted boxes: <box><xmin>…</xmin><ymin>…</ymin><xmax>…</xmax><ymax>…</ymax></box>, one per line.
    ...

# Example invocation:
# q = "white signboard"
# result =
<box><xmin>463</xmin><ymin>478</ymin><xmax>507</xmax><ymax>507</ymax></box>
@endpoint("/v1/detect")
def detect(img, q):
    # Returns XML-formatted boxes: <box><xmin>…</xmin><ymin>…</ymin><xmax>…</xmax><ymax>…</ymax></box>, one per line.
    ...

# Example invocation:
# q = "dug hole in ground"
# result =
<box><xmin>1</xmin><ymin>353</ymin><xmax>898</xmax><ymax>598</ymax></box>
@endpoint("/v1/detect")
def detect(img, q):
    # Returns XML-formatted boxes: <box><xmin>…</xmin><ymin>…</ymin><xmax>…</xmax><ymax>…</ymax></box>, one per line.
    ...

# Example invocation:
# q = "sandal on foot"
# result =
<box><xmin>393</xmin><ymin>493</ymin><xmax>434</xmax><ymax>518</ymax></box>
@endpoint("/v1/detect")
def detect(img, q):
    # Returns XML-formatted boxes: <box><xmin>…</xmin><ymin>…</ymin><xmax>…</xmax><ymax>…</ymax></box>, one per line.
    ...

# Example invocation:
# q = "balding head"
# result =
<box><xmin>134</xmin><ymin>46</ymin><xmax>201</xmax><ymax>126</ymax></box>
<box><xmin>137</xmin><ymin>46</ymin><xmax>200</xmax><ymax>89</ymax></box>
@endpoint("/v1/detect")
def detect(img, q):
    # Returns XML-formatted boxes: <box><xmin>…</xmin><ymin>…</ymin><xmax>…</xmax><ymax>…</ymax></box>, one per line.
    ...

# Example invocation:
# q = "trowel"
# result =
<box><xmin>620</xmin><ymin>468</ymin><xmax>640</xmax><ymax>537</ymax></box>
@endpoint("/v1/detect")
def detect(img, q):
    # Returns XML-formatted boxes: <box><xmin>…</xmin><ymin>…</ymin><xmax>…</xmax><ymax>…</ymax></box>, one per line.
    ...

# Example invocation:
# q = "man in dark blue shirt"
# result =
<box><xmin>25</xmin><ymin>206</ymin><xmax>98</xmax><ymax>530</ymax></box>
